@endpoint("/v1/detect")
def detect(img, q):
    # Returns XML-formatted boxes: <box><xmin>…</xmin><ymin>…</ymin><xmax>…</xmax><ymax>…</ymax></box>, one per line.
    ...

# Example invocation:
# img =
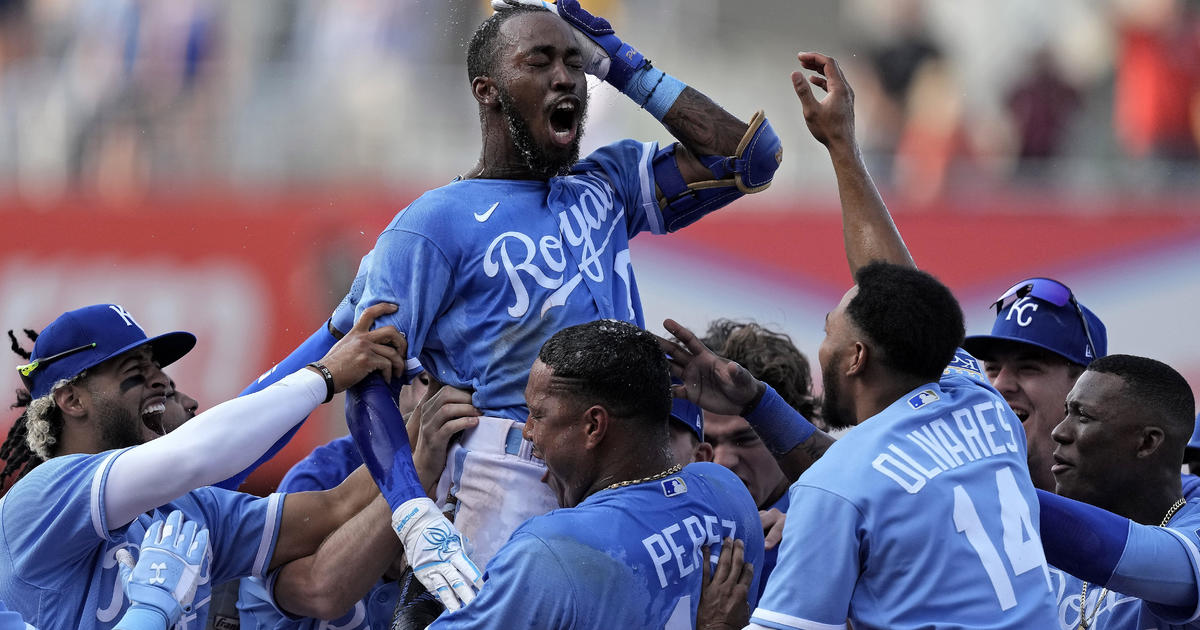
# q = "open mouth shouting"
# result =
<box><xmin>142</xmin><ymin>395</ymin><xmax>168</xmax><ymax>436</ymax></box>
<box><xmin>547</xmin><ymin>96</ymin><xmax>581</xmax><ymax>147</ymax></box>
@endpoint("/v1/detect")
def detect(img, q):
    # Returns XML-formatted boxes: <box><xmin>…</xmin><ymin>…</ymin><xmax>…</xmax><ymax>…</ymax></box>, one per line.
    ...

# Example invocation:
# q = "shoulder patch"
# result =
<box><xmin>661</xmin><ymin>477</ymin><xmax>687</xmax><ymax>497</ymax></box>
<box><xmin>907</xmin><ymin>389</ymin><xmax>940</xmax><ymax>409</ymax></box>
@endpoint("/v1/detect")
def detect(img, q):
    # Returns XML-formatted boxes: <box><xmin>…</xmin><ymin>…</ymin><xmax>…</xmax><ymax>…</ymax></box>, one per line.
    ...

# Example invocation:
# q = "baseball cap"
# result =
<box><xmin>963</xmin><ymin>277</ymin><xmax>1107</xmax><ymax>367</ymax></box>
<box><xmin>18</xmin><ymin>304</ymin><xmax>196</xmax><ymax>399</ymax></box>
<box><xmin>670</xmin><ymin>397</ymin><xmax>703</xmax><ymax>441</ymax></box>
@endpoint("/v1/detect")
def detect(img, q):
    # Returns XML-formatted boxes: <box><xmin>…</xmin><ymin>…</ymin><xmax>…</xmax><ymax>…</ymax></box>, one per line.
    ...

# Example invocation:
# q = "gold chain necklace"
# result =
<box><xmin>1077</xmin><ymin>497</ymin><xmax>1187</xmax><ymax>629</ymax></box>
<box><xmin>603</xmin><ymin>464</ymin><xmax>683</xmax><ymax>491</ymax></box>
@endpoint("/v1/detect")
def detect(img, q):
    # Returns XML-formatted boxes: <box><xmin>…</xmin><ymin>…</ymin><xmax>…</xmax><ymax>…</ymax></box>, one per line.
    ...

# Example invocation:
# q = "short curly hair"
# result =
<box><xmin>701</xmin><ymin>320</ymin><xmax>818</xmax><ymax>420</ymax></box>
<box><xmin>847</xmin><ymin>262</ymin><xmax>964</xmax><ymax>382</ymax></box>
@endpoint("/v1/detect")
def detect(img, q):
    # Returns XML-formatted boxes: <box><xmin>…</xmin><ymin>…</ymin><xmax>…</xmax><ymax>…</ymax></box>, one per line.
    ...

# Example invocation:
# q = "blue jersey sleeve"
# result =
<box><xmin>0</xmin><ymin>452</ymin><xmax>125</xmax><ymax>586</ymax></box>
<box><xmin>573</xmin><ymin>140</ymin><xmax>664</xmax><ymax>237</ymax></box>
<box><xmin>357</xmin><ymin>224</ymin><xmax>454</xmax><ymax>376</ymax></box>
<box><xmin>429</xmin><ymin>532</ymin><xmax>576</xmax><ymax>629</ymax></box>
<box><xmin>187</xmin><ymin>487</ymin><xmax>285</xmax><ymax>584</ymax></box>
<box><xmin>751</xmin><ymin>485</ymin><xmax>861</xmax><ymax>630</ymax></box>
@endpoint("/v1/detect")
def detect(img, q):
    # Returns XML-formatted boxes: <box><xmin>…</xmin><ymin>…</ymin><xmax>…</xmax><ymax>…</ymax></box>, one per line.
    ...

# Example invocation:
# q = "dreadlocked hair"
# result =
<box><xmin>2</xmin><ymin>328</ymin><xmax>46</xmax><ymax>495</ymax></box>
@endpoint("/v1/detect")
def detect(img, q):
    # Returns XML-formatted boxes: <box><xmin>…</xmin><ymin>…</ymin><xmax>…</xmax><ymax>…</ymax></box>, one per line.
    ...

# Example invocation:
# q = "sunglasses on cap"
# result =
<box><xmin>991</xmin><ymin>277</ymin><xmax>1098</xmax><ymax>361</ymax></box>
<box><xmin>16</xmin><ymin>342</ymin><xmax>97</xmax><ymax>379</ymax></box>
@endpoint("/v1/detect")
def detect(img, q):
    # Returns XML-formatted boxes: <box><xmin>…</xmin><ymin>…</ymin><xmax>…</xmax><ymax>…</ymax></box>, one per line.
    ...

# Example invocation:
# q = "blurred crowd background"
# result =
<box><xmin>1</xmin><ymin>0</ymin><xmax>1198</xmax><ymax>204</ymax></box>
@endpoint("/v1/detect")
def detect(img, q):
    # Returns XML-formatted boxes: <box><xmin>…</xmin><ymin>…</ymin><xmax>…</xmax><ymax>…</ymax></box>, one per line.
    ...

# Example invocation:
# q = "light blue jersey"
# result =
<box><xmin>237</xmin><ymin>436</ymin><xmax>399</xmax><ymax>630</ymax></box>
<box><xmin>357</xmin><ymin>140</ymin><xmax>673</xmax><ymax>421</ymax></box>
<box><xmin>752</xmin><ymin>350</ymin><xmax>1058</xmax><ymax>630</ymax></box>
<box><xmin>0</xmin><ymin>451</ymin><xmax>283</xmax><ymax>630</ymax></box>
<box><xmin>758</xmin><ymin>491</ymin><xmax>789</xmax><ymax>601</ymax></box>
<box><xmin>430</xmin><ymin>462</ymin><xmax>763</xmax><ymax>629</ymax></box>
<box><xmin>1048</xmin><ymin>500</ymin><xmax>1200</xmax><ymax>630</ymax></box>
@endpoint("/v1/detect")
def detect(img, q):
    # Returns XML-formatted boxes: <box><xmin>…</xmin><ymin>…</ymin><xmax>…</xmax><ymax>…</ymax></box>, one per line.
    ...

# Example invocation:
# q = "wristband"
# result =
<box><xmin>306</xmin><ymin>362</ymin><xmax>335</xmax><ymax>404</ymax></box>
<box><xmin>622</xmin><ymin>64</ymin><xmax>686</xmax><ymax>121</ymax></box>
<box><xmin>742</xmin><ymin>383</ymin><xmax>816</xmax><ymax>456</ymax></box>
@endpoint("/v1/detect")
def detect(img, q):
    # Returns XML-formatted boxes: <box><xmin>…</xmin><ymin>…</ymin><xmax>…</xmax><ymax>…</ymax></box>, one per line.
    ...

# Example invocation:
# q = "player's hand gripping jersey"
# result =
<box><xmin>750</xmin><ymin>351</ymin><xmax>1059</xmax><ymax>630</ymax></box>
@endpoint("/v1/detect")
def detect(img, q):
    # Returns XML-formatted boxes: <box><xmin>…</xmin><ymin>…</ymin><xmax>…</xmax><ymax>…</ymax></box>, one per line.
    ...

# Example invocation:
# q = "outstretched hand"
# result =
<box><xmin>656</xmin><ymin>319</ymin><xmax>764</xmax><ymax>416</ymax></box>
<box><xmin>791</xmin><ymin>52</ymin><xmax>856</xmax><ymax>151</ymax></box>
<box><xmin>317</xmin><ymin>303</ymin><xmax>408</xmax><ymax>389</ymax></box>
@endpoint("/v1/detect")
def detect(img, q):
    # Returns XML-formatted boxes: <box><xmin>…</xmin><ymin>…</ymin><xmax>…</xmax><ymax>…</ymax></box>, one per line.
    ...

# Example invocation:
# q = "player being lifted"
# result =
<box><xmin>346</xmin><ymin>0</ymin><xmax>784</xmax><ymax>607</ymax></box>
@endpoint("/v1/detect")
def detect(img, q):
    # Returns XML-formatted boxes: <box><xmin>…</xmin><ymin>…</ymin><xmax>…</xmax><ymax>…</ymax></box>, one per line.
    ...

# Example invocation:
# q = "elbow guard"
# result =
<box><xmin>651</xmin><ymin>111</ymin><xmax>782</xmax><ymax>231</ymax></box>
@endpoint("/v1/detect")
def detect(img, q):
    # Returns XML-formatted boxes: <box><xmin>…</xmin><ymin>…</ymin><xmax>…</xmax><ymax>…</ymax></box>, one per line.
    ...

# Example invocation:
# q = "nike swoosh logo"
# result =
<box><xmin>473</xmin><ymin>202</ymin><xmax>499</xmax><ymax>222</ymax></box>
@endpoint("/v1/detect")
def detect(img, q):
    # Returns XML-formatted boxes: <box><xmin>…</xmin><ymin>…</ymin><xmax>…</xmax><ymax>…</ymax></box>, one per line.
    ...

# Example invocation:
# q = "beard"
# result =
<box><xmin>92</xmin><ymin>396</ymin><xmax>148</xmax><ymax>451</ymax></box>
<box><xmin>497</xmin><ymin>85</ymin><xmax>587</xmax><ymax>178</ymax></box>
<box><xmin>820</xmin><ymin>359</ymin><xmax>856</xmax><ymax>431</ymax></box>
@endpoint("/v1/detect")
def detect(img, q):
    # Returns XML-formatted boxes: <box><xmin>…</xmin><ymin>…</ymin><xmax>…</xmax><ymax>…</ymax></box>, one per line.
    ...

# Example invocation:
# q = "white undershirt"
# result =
<box><xmin>104</xmin><ymin>369</ymin><xmax>326</xmax><ymax>528</ymax></box>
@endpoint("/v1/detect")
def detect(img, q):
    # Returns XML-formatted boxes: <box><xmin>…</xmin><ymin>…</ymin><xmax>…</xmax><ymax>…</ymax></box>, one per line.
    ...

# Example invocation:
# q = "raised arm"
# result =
<box><xmin>495</xmin><ymin>0</ymin><xmax>782</xmax><ymax>205</ymax></box>
<box><xmin>657</xmin><ymin>318</ymin><xmax>834</xmax><ymax>482</ymax></box>
<box><xmin>792</xmin><ymin>52</ymin><xmax>914</xmax><ymax>274</ymax></box>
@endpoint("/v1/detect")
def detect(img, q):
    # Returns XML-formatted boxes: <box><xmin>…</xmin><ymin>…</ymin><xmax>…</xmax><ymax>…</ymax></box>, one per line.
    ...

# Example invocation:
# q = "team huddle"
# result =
<box><xmin>2</xmin><ymin>2</ymin><xmax>1198</xmax><ymax>630</ymax></box>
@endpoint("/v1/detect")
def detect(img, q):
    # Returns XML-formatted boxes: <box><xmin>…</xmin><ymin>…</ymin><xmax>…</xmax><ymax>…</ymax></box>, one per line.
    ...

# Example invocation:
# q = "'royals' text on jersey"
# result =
<box><xmin>358</xmin><ymin>140</ymin><xmax>674</xmax><ymax>420</ymax></box>
<box><xmin>0</xmin><ymin>451</ymin><xmax>283</xmax><ymax>630</ymax></box>
<box><xmin>751</xmin><ymin>350</ymin><xmax>1058</xmax><ymax>630</ymax></box>
<box><xmin>430</xmin><ymin>462</ymin><xmax>764</xmax><ymax>630</ymax></box>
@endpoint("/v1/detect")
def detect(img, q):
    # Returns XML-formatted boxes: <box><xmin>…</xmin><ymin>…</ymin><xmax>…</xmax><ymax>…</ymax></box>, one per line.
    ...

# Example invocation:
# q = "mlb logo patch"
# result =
<box><xmin>907</xmin><ymin>389</ymin><xmax>940</xmax><ymax>409</ymax></box>
<box><xmin>662</xmin><ymin>477</ymin><xmax>687</xmax><ymax>497</ymax></box>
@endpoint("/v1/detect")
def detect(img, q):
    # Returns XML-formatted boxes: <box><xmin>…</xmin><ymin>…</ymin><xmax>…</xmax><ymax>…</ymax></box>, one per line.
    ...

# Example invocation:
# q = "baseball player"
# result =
<box><xmin>426</xmin><ymin>320</ymin><xmax>764</xmax><ymax>629</ymax></box>
<box><xmin>0</xmin><ymin>510</ymin><xmax>211</xmax><ymax>630</ymax></box>
<box><xmin>348</xmin><ymin>0</ymin><xmax>785</xmax><ymax>592</ymax></box>
<box><xmin>962</xmin><ymin>277</ymin><xmax>1108</xmax><ymax>492</ymax></box>
<box><xmin>1039</xmin><ymin>355</ymin><xmax>1200</xmax><ymax>630</ymax></box>
<box><xmin>731</xmin><ymin>52</ymin><xmax>1057</xmax><ymax>629</ymax></box>
<box><xmin>0</xmin><ymin>303</ymin><xmax>407</xmax><ymax>629</ymax></box>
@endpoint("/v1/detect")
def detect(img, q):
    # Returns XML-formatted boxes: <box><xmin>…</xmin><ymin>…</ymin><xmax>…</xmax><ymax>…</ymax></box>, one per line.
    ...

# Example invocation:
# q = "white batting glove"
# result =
<box><xmin>392</xmin><ymin>497</ymin><xmax>484</xmax><ymax>611</ymax></box>
<box><xmin>490</xmin><ymin>0</ymin><xmax>612</xmax><ymax>80</ymax></box>
<box><xmin>115</xmin><ymin>510</ymin><xmax>210</xmax><ymax>629</ymax></box>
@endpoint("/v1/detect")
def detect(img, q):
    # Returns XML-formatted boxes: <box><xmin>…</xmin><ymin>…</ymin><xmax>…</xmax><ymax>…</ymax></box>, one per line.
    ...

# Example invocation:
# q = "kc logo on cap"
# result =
<box><xmin>18</xmin><ymin>304</ymin><xmax>196</xmax><ymax>399</ymax></box>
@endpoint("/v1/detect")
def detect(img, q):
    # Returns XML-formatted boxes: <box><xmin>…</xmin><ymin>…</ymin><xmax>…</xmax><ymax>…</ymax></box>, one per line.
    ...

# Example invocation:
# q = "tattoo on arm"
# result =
<box><xmin>779</xmin><ymin>432</ymin><xmax>836</xmax><ymax>483</ymax></box>
<box><xmin>662</xmin><ymin>87</ymin><xmax>748</xmax><ymax>158</ymax></box>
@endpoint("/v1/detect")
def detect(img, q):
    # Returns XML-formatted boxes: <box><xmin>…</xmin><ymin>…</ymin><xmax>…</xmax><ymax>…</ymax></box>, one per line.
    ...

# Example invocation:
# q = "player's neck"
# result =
<box><xmin>464</xmin><ymin>127</ymin><xmax>548</xmax><ymax>181</ymax></box>
<box><xmin>1116</xmin><ymin>473</ymin><xmax>1184</xmax><ymax>525</ymax></box>
<box><xmin>586</xmin><ymin>447</ymin><xmax>676</xmax><ymax>499</ymax></box>
<box><xmin>856</xmin><ymin>373</ymin><xmax>929</xmax><ymax>424</ymax></box>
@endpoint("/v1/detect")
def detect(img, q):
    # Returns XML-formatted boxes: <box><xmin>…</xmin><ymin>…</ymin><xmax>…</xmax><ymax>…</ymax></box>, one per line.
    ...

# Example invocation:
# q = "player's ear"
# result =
<box><xmin>692</xmin><ymin>441</ymin><xmax>714</xmax><ymax>463</ymax></box>
<box><xmin>846</xmin><ymin>341</ymin><xmax>868</xmax><ymax>377</ymax></box>
<box><xmin>54</xmin><ymin>382</ymin><xmax>87</xmax><ymax>420</ymax></box>
<box><xmin>1136</xmin><ymin>425</ymin><xmax>1165</xmax><ymax>459</ymax></box>
<box><xmin>472</xmin><ymin>76</ymin><xmax>499</xmax><ymax>107</ymax></box>
<box><xmin>582</xmin><ymin>404</ymin><xmax>609</xmax><ymax>450</ymax></box>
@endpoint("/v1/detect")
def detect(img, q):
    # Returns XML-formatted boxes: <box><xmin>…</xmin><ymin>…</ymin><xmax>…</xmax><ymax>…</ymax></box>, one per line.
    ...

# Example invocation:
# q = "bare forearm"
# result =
<box><xmin>777</xmin><ymin>432</ymin><xmax>836</xmax><ymax>483</ymax></box>
<box><xmin>270</xmin><ymin>466</ymin><xmax>378</xmax><ymax>570</ymax></box>
<box><xmin>662</xmin><ymin>87</ymin><xmax>748</xmax><ymax>158</ymax></box>
<box><xmin>275</xmin><ymin>495</ymin><xmax>400</xmax><ymax>619</ymax></box>
<box><xmin>828</xmin><ymin>140</ymin><xmax>915</xmax><ymax>274</ymax></box>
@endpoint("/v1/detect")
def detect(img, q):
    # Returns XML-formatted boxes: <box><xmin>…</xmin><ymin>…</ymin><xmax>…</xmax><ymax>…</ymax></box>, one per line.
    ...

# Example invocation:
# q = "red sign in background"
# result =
<box><xmin>4</xmin><ymin>190</ymin><xmax>1199</xmax><ymax>494</ymax></box>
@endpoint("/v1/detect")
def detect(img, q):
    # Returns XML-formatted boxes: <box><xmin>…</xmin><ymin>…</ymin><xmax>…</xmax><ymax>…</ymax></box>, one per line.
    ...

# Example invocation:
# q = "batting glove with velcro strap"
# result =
<box><xmin>491</xmin><ymin>0</ymin><xmax>647</xmax><ymax>91</ymax></box>
<box><xmin>115</xmin><ymin>510</ymin><xmax>210</xmax><ymax>630</ymax></box>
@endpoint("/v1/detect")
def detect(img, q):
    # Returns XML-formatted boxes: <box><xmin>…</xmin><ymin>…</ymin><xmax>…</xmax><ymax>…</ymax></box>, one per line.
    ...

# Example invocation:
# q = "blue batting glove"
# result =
<box><xmin>491</xmin><ymin>0</ymin><xmax>647</xmax><ymax>91</ymax></box>
<box><xmin>330</xmin><ymin>250</ymin><xmax>375</xmax><ymax>337</ymax></box>
<box><xmin>115</xmin><ymin>511</ymin><xmax>211</xmax><ymax>630</ymax></box>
